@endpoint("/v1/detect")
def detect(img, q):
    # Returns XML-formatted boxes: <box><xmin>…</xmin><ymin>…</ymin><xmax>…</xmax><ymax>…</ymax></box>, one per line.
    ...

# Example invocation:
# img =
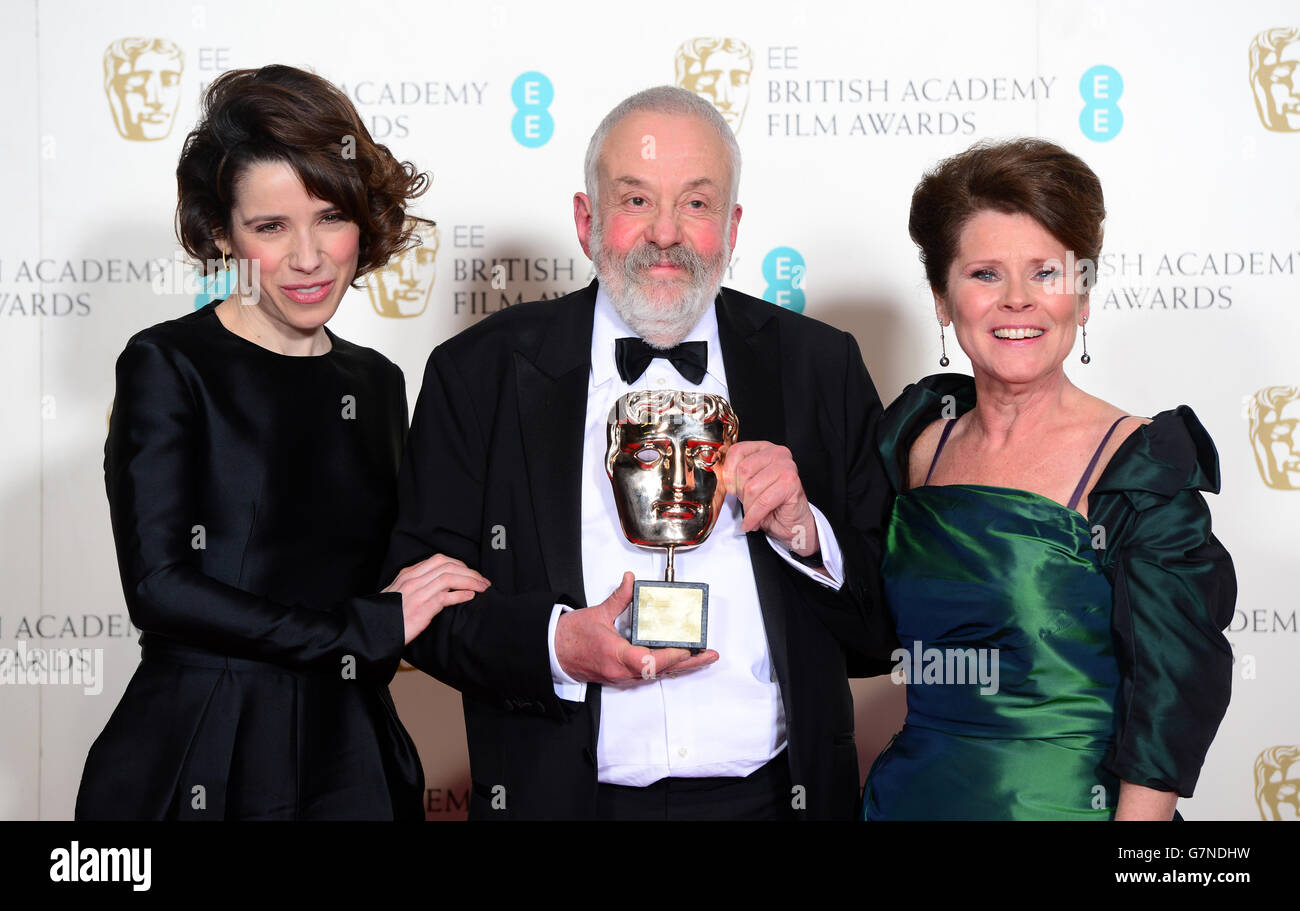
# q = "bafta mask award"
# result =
<box><xmin>606</xmin><ymin>390</ymin><xmax>739</xmax><ymax>651</ymax></box>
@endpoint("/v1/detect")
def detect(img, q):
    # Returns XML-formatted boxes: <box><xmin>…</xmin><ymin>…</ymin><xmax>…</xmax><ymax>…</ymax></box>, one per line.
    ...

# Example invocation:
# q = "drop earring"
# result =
<box><xmin>222</xmin><ymin>249</ymin><xmax>229</xmax><ymax>271</ymax></box>
<box><xmin>938</xmin><ymin>320</ymin><xmax>950</xmax><ymax>368</ymax></box>
<box><xmin>1080</xmin><ymin>318</ymin><xmax>1091</xmax><ymax>364</ymax></box>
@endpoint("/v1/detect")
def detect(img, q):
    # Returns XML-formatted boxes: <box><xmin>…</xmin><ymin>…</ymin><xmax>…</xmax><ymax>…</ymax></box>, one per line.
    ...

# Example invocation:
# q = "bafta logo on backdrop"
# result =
<box><xmin>103</xmin><ymin>38</ymin><xmax>184</xmax><ymax>141</ymax></box>
<box><xmin>674</xmin><ymin>38</ymin><xmax>752</xmax><ymax>133</ymax></box>
<box><xmin>1247</xmin><ymin>386</ymin><xmax>1300</xmax><ymax>489</ymax></box>
<box><xmin>366</xmin><ymin>221</ymin><xmax>439</xmax><ymax>319</ymax></box>
<box><xmin>1255</xmin><ymin>745</ymin><xmax>1300</xmax><ymax>819</ymax></box>
<box><xmin>1249</xmin><ymin>28</ymin><xmax>1300</xmax><ymax>132</ymax></box>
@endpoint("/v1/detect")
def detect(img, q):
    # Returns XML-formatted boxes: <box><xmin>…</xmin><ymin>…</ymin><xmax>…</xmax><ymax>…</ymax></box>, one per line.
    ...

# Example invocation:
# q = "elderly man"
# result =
<box><xmin>383</xmin><ymin>85</ymin><xmax>892</xmax><ymax>820</ymax></box>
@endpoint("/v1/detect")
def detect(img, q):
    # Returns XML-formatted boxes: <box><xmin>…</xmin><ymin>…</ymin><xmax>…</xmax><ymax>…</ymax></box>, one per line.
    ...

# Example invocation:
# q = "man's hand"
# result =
<box><xmin>555</xmin><ymin>572</ymin><xmax>720</xmax><ymax>684</ymax></box>
<box><xmin>721</xmin><ymin>441</ymin><xmax>820</xmax><ymax>557</ymax></box>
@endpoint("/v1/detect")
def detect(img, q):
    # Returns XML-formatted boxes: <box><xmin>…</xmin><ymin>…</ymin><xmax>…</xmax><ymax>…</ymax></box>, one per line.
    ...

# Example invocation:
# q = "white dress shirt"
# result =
<box><xmin>545</xmin><ymin>287</ymin><xmax>845</xmax><ymax>786</ymax></box>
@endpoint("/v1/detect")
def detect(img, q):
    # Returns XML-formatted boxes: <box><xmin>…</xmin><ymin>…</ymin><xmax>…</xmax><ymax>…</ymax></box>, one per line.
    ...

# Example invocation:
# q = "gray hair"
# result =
<box><xmin>583</xmin><ymin>85</ymin><xmax>741</xmax><ymax>208</ymax></box>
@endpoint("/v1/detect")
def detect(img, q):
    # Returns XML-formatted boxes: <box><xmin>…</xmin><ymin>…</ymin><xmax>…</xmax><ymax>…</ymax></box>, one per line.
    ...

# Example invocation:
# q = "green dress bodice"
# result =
<box><xmin>864</xmin><ymin>484</ymin><xmax>1121</xmax><ymax>819</ymax></box>
<box><xmin>861</xmin><ymin>374</ymin><xmax>1235</xmax><ymax>820</ymax></box>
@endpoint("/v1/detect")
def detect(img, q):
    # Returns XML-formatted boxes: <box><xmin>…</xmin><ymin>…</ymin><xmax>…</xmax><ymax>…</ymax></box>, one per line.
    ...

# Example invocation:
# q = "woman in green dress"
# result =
<box><xmin>862</xmin><ymin>139</ymin><xmax>1235</xmax><ymax>820</ymax></box>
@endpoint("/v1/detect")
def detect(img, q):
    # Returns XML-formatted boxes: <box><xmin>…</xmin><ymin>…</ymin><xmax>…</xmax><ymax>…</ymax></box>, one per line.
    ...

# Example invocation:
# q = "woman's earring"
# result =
<box><xmin>1080</xmin><ymin>319</ymin><xmax>1091</xmax><ymax>364</ymax></box>
<box><xmin>939</xmin><ymin>321</ymin><xmax>950</xmax><ymax>368</ymax></box>
<box><xmin>222</xmin><ymin>249</ymin><xmax>229</xmax><ymax>272</ymax></box>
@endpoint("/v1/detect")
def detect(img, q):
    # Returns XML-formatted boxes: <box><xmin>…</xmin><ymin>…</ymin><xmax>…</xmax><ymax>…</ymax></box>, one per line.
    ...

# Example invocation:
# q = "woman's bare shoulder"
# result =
<box><xmin>1085</xmin><ymin>395</ymin><xmax>1152</xmax><ymax>456</ymax></box>
<box><xmin>1077</xmin><ymin>394</ymin><xmax>1153</xmax><ymax>500</ymax></box>
<box><xmin>906</xmin><ymin>417</ymin><xmax>954</xmax><ymax>490</ymax></box>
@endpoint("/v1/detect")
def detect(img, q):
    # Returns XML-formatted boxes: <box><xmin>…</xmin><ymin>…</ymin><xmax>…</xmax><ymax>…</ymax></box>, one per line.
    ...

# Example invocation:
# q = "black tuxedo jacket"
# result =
<box><xmin>383</xmin><ymin>281</ymin><xmax>894</xmax><ymax>819</ymax></box>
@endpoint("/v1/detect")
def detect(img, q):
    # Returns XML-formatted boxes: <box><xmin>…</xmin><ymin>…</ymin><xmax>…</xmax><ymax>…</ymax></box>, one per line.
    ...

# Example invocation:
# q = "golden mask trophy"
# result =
<box><xmin>606</xmin><ymin>390</ymin><xmax>739</xmax><ymax>650</ymax></box>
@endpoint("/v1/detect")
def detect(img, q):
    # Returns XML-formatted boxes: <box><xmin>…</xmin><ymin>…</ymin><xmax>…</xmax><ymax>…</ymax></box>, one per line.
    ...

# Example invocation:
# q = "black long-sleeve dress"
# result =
<box><xmin>76</xmin><ymin>301</ymin><xmax>424</xmax><ymax>820</ymax></box>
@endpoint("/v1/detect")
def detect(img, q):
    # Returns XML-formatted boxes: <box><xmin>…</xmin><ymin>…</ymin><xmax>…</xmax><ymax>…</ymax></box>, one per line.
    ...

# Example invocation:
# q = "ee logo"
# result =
<box><xmin>511</xmin><ymin>72</ymin><xmax>554</xmax><ymax>148</ymax></box>
<box><xmin>762</xmin><ymin>246</ymin><xmax>806</xmax><ymax>313</ymax></box>
<box><xmin>1079</xmin><ymin>65</ymin><xmax>1123</xmax><ymax>141</ymax></box>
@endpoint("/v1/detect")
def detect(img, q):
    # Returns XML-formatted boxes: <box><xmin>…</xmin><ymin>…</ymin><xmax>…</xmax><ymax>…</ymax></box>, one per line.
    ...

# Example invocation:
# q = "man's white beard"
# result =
<box><xmin>590</xmin><ymin>218</ymin><xmax>729</xmax><ymax>349</ymax></box>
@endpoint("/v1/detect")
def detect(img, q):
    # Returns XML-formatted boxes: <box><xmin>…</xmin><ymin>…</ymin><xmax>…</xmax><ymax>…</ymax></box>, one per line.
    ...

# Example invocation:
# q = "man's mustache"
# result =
<box><xmin>621</xmin><ymin>243</ymin><xmax>712</xmax><ymax>281</ymax></box>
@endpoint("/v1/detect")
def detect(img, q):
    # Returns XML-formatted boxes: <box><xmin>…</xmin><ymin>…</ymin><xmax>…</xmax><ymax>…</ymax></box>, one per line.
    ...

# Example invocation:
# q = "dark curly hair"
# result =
<box><xmin>175</xmin><ymin>64</ymin><xmax>429</xmax><ymax>286</ymax></box>
<box><xmin>909</xmin><ymin>138</ymin><xmax>1105</xmax><ymax>297</ymax></box>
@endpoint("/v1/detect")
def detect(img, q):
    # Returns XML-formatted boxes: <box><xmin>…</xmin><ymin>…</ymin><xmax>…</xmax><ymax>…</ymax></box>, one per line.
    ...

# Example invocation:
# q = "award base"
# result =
<box><xmin>629</xmin><ymin>580</ymin><xmax>709</xmax><ymax>651</ymax></box>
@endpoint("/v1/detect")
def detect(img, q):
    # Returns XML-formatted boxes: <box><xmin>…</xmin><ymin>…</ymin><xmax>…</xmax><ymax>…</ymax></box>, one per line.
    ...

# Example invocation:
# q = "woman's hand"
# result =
<box><xmin>1113</xmin><ymin>780</ymin><xmax>1178</xmax><ymax>820</ymax></box>
<box><xmin>383</xmin><ymin>554</ymin><xmax>490</xmax><ymax>645</ymax></box>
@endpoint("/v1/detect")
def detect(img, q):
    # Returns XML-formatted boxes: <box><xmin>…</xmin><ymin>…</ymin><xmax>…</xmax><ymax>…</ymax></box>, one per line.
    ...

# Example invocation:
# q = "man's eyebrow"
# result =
<box><xmin>611</xmin><ymin>176</ymin><xmax>649</xmax><ymax>189</ymax></box>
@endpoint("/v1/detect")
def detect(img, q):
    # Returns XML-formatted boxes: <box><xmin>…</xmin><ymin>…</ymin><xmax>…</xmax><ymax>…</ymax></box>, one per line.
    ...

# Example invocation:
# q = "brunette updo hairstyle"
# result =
<box><xmin>908</xmin><ymin>138</ymin><xmax>1105</xmax><ymax>297</ymax></box>
<box><xmin>175</xmin><ymin>64</ymin><xmax>428</xmax><ymax>285</ymax></box>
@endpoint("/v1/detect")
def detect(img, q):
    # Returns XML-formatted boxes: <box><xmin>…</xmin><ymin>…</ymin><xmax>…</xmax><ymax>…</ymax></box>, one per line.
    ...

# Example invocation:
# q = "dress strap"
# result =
<box><xmin>1067</xmin><ymin>416</ymin><xmax>1136</xmax><ymax>511</ymax></box>
<box><xmin>923</xmin><ymin>419</ymin><xmax>958</xmax><ymax>486</ymax></box>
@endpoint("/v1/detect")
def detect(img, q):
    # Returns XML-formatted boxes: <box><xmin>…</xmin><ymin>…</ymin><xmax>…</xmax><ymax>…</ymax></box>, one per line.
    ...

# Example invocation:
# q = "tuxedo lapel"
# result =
<box><xmin>715</xmin><ymin>290</ymin><xmax>792</xmax><ymax>705</ymax></box>
<box><xmin>514</xmin><ymin>284</ymin><xmax>596</xmax><ymax>604</ymax></box>
<box><xmin>716</xmin><ymin>289</ymin><xmax>785</xmax><ymax>445</ymax></box>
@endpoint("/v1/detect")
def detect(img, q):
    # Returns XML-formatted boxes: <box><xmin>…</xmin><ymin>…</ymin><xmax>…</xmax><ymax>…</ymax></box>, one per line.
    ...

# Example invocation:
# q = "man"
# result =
<box><xmin>384</xmin><ymin>85</ymin><xmax>892</xmax><ymax>820</ymax></box>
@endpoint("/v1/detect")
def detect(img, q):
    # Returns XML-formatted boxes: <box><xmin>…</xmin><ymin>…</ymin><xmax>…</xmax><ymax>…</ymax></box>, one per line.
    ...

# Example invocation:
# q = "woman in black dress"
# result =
<box><xmin>76</xmin><ymin>65</ymin><xmax>486</xmax><ymax>820</ymax></box>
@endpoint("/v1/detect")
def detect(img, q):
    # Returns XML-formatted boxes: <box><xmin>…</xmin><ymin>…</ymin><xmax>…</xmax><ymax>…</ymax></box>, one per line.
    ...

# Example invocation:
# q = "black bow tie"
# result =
<box><xmin>614</xmin><ymin>337</ymin><xmax>708</xmax><ymax>385</ymax></box>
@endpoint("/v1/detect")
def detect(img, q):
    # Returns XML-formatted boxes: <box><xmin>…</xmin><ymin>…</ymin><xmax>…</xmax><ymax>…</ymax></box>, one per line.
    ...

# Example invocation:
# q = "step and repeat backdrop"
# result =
<box><xmin>0</xmin><ymin>0</ymin><xmax>1295</xmax><ymax>821</ymax></box>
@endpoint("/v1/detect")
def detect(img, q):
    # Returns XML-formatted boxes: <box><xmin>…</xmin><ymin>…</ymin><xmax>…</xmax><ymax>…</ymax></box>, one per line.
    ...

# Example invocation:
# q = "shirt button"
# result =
<box><xmin>657</xmin><ymin>377</ymin><xmax>666</xmax><ymax>386</ymax></box>
<box><xmin>678</xmin><ymin>747</ymin><xmax>688</xmax><ymax>758</ymax></box>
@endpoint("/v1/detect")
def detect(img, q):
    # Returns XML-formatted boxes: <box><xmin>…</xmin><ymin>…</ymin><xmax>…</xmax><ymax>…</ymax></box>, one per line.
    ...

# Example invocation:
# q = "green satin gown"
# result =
<box><xmin>863</xmin><ymin>483</ymin><xmax>1121</xmax><ymax>820</ymax></box>
<box><xmin>862</xmin><ymin>375</ymin><xmax>1235</xmax><ymax>820</ymax></box>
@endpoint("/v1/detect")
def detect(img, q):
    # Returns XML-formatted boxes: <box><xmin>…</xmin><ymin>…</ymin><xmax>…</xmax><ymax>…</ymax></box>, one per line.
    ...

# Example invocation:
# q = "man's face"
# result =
<box><xmin>369</xmin><ymin>227</ymin><xmax>439</xmax><ymax>317</ymax></box>
<box><xmin>109</xmin><ymin>50</ymin><xmax>182</xmax><ymax>140</ymax></box>
<box><xmin>1257</xmin><ymin>37</ymin><xmax>1300</xmax><ymax>130</ymax></box>
<box><xmin>683</xmin><ymin>49</ymin><xmax>751</xmax><ymax>130</ymax></box>
<box><xmin>1254</xmin><ymin>396</ymin><xmax>1300</xmax><ymax>488</ymax></box>
<box><xmin>574</xmin><ymin>111</ymin><xmax>741</xmax><ymax>347</ymax></box>
<box><xmin>609</xmin><ymin>412</ymin><xmax>730</xmax><ymax>548</ymax></box>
